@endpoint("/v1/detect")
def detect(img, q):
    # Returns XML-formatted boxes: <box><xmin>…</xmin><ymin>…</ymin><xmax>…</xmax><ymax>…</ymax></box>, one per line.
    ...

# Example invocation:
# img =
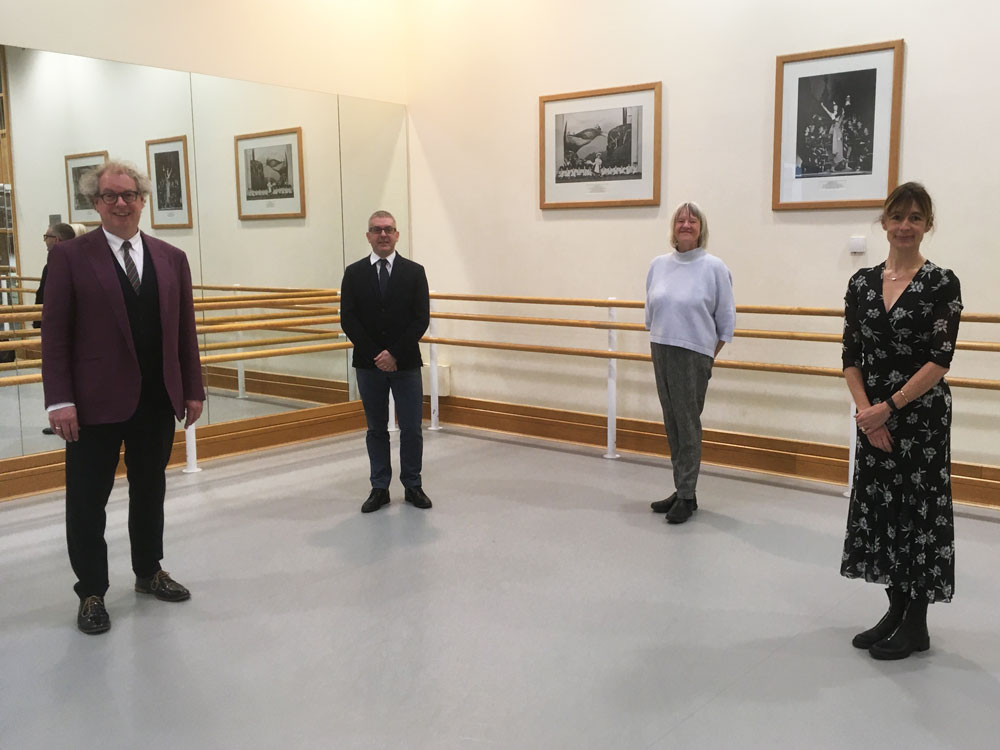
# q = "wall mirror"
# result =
<box><xmin>0</xmin><ymin>45</ymin><xmax>409</xmax><ymax>461</ymax></box>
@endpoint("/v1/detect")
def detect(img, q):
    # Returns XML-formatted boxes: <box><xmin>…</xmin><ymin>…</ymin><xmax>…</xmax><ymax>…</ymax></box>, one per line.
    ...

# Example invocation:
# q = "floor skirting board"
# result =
<box><xmin>433</xmin><ymin>395</ymin><xmax>1000</xmax><ymax>509</ymax></box>
<box><xmin>0</xmin><ymin>401</ymin><xmax>365</xmax><ymax>502</ymax></box>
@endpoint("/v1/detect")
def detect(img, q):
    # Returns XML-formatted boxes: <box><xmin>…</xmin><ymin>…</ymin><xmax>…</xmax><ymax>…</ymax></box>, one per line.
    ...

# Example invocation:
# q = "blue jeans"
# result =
<box><xmin>355</xmin><ymin>366</ymin><xmax>423</xmax><ymax>489</ymax></box>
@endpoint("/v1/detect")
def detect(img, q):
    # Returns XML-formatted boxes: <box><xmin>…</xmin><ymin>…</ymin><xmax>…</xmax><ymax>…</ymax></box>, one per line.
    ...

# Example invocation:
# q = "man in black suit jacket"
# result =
<box><xmin>340</xmin><ymin>210</ymin><xmax>432</xmax><ymax>513</ymax></box>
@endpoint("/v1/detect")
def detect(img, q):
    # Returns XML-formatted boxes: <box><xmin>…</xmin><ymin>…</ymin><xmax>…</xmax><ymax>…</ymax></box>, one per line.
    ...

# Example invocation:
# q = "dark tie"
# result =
<box><xmin>378</xmin><ymin>258</ymin><xmax>389</xmax><ymax>297</ymax></box>
<box><xmin>122</xmin><ymin>240</ymin><xmax>141</xmax><ymax>294</ymax></box>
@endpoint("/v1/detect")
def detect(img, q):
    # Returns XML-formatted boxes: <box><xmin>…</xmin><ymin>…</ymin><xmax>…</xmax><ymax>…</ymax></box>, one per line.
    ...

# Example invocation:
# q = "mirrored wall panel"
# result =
<box><xmin>0</xmin><ymin>45</ymin><xmax>409</xmax><ymax>459</ymax></box>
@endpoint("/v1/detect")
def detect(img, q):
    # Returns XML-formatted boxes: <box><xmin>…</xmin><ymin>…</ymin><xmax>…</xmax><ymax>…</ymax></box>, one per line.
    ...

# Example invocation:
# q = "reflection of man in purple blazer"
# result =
<box><xmin>42</xmin><ymin>159</ymin><xmax>205</xmax><ymax>635</ymax></box>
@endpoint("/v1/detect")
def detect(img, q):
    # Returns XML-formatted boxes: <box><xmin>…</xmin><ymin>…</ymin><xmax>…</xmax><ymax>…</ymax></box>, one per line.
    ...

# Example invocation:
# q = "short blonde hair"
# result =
<box><xmin>669</xmin><ymin>201</ymin><xmax>709</xmax><ymax>249</ymax></box>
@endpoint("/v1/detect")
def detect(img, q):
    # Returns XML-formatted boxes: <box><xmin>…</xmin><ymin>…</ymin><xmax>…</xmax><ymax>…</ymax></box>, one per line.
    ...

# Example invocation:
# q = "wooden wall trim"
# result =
<box><xmin>0</xmin><ymin>401</ymin><xmax>365</xmax><ymax>503</ymax></box>
<box><xmin>435</xmin><ymin>396</ymin><xmax>1000</xmax><ymax>509</ymax></box>
<box><xmin>4</xmin><ymin>386</ymin><xmax>996</xmax><ymax>510</ymax></box>
<box><xmin>204</xmin><ymin>366</ymin><xmax>349</xmax><ymax>405</ymax></box>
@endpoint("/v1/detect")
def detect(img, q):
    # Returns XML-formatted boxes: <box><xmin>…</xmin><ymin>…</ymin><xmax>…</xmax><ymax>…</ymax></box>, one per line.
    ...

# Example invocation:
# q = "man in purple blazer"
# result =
<box><xmin>42</xmin><ymin>160</ymin><xmax>205</xmax><ymax>635</ymax></box>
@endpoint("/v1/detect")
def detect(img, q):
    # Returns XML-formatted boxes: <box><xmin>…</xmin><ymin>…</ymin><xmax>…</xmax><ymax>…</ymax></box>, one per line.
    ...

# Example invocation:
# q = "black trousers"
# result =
<box><xmin>65</xmin><ymin>394</ymin><xmax>176</xmax><ymax>599</ymax></box>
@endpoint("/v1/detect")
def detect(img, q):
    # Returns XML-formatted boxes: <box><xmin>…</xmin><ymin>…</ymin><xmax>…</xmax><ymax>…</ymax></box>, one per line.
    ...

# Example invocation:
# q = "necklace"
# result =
<box><xmin>884</xmin><ymin>260</ymin><xmax>923</xmax><ymax>282</ymax></box>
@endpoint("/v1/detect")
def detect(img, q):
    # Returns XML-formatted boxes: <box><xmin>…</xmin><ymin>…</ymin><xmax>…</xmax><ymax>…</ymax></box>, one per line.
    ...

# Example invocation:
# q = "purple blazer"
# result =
<box><xmin>41</xmin><ymin>229</ymin><xmax>205</xmax><ymax>425</ymax></box>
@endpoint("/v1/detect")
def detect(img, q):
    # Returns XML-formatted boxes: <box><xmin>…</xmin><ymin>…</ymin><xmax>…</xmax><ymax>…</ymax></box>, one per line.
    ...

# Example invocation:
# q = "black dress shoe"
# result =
<box><xmin>361</xmin><ymin>488</ymin><xmax>390</xmax><ymax>513</ymax></box>
<box><xmin>77</xmin><ymin>595</ymin><xmax>111</xmax><ymax>635</ymax></box>
<box><xmin>404</xmin><ymin>486</ymin><xmax>432</xmax><ymax>509</ymax></box>
<box><xmin>650</xmin><ymin>493</ymin><xmax>678</xmax><ymax>513</ymax></box>
<box><xmin>135</xmin><ymin>570</ymin><xmax>191</xmax><ymax>602</ymax></box>
<box><xmin>665</xmin><ymin>496</ymin><xmax>696</xmax><ymax>524</ymax></box>
<box><xmin>651</xmin><ymin>493</ymin><xmax>698</xmax><ymax>513</ymax></box>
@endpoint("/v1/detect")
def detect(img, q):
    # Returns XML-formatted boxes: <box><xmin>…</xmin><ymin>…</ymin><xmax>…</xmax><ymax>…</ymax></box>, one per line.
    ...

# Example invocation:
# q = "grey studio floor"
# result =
<box><xmin>2</xmin><ymin>428</ymin><xmax>1000</xmax><ymax>750</ymax></box>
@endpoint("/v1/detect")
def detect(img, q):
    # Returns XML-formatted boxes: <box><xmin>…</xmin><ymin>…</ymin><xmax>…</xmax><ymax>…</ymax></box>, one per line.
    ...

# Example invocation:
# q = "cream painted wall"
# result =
<box><xmin>403</xmin><ymin>0</ymin><xmax>1000</xmax><ymax>466</ymax></box>
<box><xmin>3</xmin><ymin>1</ymin><xmax>998</xmax><ymax>465</ymax></box>
<box><xmin>1</xmin><ymin>0</ymin><xmax>411</xmax><ymax>103</ymax></box>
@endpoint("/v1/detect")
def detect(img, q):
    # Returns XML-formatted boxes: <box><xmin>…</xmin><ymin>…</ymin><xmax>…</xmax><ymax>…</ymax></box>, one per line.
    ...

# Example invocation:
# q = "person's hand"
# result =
<box><xmin>864</xmin><ymin>424</ymin><xmax>893</xmax><ymax>453</ymax></box>
<box><xmin>374</xmin><ymin>350</ymin><xmax>397</xmax><ymax>372</ymax></box>
<box><xmin>49</xmin><ymin>405</ymin><xmax>80</xmax><ymax>442</ymax></box>
<box><xmin>855</xmin><ymin>402</ymin><xmax>890</xmax><ymax>435</ymax></box>
<box><xmin>184</xmin><ymin>400</ymin><xmax>204</xmax><ymax>428</ymax></box>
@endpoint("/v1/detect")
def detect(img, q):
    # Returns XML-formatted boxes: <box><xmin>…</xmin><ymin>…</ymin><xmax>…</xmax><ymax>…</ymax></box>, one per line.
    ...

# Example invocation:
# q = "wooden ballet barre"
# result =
<box><xmin>0</xmin><ymin>373</ymin><xmax>41</xmax><ymax>387</ymax></box>
<box><xmin>194</xmin><ymin>292</ymin><xmax>338</xmax><ymax>306</ymax></box>
<box><xmin>195</xmin><ymin>299</ymin><xmax>339</xmax><ymax>314</ymax></box>
<box><xmin>431</xmin><ymin>311</ymin><xmax>647</xmax><ymax>331</ymax></box>
<box><xmin>420</xmin><ymin>336</ymin><xmax>1000</xmax><ymax>391</ymax></box>
<box><xmin>196</xmin><ymin>315</ymin><xmax>341</xmax><ymax>334</ymax></box>
<box><xmin>430</xmin><ymin>293</ymin><xmax>646</xmax><ymax>308</ymax></box>
<box><xmin>200</xmin><ymin>341</ymin><xmax>353</xmax><ymax>364</ymax></box>
<box><xmin>198</xmin><ymin>310</ymin><xmax>339</xmax><ymax>325</ymax></box>
<box><xmin>0</xmin><ymin>329</ymin><xmax>40</xmax><ymax>340</ymax></box>
<box><xmin>201</xmin><ymin>332</ymin><xmax>342</xmax><ymax>352</ymax></box>
<box><xmin>195</xmin><ymin>284</ymin><xmax>335</xmax><ymax>294</ymax></box>
<box><xmin>0</xmin><ymin>358</ymin><xmax>40</xmax><ymax>372</ymax></box>
<box><xmin>0</xmin><ymin>312</ymin><xmax>39</xmax><ymax>324</ymax></box>
<box><xmin>429</xmin><ymin>313</ymin><xmax>1000</xmax><ymax>351</ymax></box>
<box><xmin>0</xmin><ymin>337</ymin><xmax>40</xmax><ymax>351</ymax></box>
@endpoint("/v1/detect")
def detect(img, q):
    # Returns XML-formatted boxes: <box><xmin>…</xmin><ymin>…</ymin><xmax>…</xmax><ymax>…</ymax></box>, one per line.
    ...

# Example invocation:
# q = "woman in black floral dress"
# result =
<box><xmin>841</xmin><ymin>182</ymin><xmax>963</xmax><ymax>660</ymax></box>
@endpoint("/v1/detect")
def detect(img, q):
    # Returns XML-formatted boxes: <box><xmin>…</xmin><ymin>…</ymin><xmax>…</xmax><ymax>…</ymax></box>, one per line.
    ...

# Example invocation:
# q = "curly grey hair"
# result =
<box><xmin>77</xmin><ymin>159</ymin><xmax>153</xmax><ymax>204</ymax></box>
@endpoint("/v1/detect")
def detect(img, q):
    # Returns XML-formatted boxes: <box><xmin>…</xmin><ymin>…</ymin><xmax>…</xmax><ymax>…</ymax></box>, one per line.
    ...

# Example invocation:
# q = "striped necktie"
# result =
<box><xmin>121</xmin><ymin>240</ymin><xmax>141</xmax><ymax>293</ymax></box>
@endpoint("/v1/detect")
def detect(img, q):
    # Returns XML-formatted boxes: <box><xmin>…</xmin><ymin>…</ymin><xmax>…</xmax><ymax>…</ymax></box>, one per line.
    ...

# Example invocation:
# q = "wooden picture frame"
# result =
<box><xmin>539</xmin><ymin>82</ymin><xmax>661</xmax><ymax>209</ymax></box>
<box><xmin>233</xmin><ymin>126</ymin><xmax>305</xmax><ymax>220</ymax></box>
<box><xmin>145</xmin><ymin>135</ymin><xmax>193</xmax><ymax>229</ymax></box>
<box><xmin>772</xmin><ymin>40</ymin><xmax>904</xmax><ymax>211</ymax></box>
<box><xmin>64</xmin><ymin>150</ymin><xmax>108</xmax><ymax>225</ymax></box>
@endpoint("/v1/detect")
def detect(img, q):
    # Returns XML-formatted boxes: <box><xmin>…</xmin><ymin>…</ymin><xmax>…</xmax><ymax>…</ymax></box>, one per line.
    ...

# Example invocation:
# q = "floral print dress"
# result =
<box><xmin>841</xmin><ymin>261</ymin><xmax>963</xmax><ymax>602</ymax></box>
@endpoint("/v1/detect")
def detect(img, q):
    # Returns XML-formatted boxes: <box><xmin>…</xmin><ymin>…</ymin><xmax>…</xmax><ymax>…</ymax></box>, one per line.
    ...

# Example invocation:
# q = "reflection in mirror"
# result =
<box><xmin>0</xmin><ymin>43</ymin><xmax>409</xmax><ymax>459</ymax></box>
<box><xmin>189</xmin><ymin>72</ymin><xmax>349</xmax><ymax>425</ymax></box>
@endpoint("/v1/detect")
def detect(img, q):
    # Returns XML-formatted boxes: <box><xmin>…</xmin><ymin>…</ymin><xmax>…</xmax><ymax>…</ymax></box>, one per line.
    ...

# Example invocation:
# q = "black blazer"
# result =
<box><xmin>340</xmin><ymin>253</ymin><xmax>430</xmax><ymax>370</ymax></box>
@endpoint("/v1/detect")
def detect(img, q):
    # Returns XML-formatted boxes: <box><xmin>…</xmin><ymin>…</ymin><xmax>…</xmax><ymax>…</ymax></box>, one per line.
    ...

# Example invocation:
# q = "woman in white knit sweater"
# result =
<box><xmin>645</xmin><ymin>202</ymin><xmax>735</xmax><ymax>524</ymax></box>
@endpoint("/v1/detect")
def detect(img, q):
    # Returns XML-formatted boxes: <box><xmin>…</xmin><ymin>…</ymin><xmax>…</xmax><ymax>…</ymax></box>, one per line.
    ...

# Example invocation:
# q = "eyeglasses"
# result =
<box><xmin>368</xmin><ymin>226</ymin><xmax>397</xmax><ymax>235</ymax></box>
<box><xmin>43</xmin><ymin>233</ymin><xmax>57</xmax><ymax>240</ymax></box>
<box><xmin>97</xmin><ymin>190</ymin><xmax>141</xmax><ymax>205</ymax></box>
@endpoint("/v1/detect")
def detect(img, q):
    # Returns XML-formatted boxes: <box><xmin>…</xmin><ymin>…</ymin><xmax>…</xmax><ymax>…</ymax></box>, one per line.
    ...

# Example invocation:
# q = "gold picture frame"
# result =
<box><xmin>539</xmin><ymin>82</ymin><xmax>661</xmax><ymax>209</ymax></box>
<box><xmin>772</xmin><ymin>40</ymin><xmax>904</xmax><ymax>211</ymax></box>
<box><xmin>233</xmin><ymin>126</ymin><xmax>306</xmax><ymax>220</ymax></box>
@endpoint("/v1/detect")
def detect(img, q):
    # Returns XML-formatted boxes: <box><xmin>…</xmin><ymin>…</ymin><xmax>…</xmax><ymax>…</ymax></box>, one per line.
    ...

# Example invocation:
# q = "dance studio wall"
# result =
<box><xmin>3</xmin><ymin>0</ymin><xmax>998</xmax><ymax>465</ymax></box>
<box><xmin>402</xmin><ymin>0</ymin><xmax>1000</xmax><ymax>466</ymax></box>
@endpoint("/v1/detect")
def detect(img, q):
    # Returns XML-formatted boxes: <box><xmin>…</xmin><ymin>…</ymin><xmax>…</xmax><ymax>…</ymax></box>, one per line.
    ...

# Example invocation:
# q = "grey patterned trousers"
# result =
<box><xmin>650</xmin><ymin>343</ymin><xmax>714</xmax><ymax>500</ymax></box>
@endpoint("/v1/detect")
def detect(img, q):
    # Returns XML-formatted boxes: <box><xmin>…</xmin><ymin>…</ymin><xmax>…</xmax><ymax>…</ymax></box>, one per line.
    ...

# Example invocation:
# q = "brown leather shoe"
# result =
<box><xmin>404</xmin><ymin>486</ymin><xmax>432</xmax><ymax>509</ymax></box>
<box><xmin>135</xmin><ymin>570</ymin><xmax>191</xmax><ymax>602</ymax></box>
<box><xmin>77</xmin><ymin>595</ymin><xmax>111</xmax><ymax>635</ymax></box>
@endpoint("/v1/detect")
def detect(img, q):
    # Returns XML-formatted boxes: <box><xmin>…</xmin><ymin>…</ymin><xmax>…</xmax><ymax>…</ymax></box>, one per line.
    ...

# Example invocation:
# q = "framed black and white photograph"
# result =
<box><xmin>145</xmin><ymin>135</ymin><xmax>193</xmax><ymax>229</ymax></box>
<box><xmin>233</xmin><ymin>127</ymin><xmax>305</xmax><ymax>220</ymax></box>
<box><xmin>64</xmin><ymin>151</ymin><xmax>108</xmax><ymax>225</ymax></box>
<box><xmin>772</xmin><ymin>40</ymin><xmax>903</xmax><ymax>210</ymax></box>
<box><xmin>540</xmin><ymin>82</ymin><xmax>661</xmax><ymax>209</ymax></box>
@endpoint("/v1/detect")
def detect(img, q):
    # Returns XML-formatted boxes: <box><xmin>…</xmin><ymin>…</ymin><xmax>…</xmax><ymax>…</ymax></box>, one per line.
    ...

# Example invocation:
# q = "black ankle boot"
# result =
<box><xmin>869</xmin><ymin>596</ymin><xmax>930</xmax><ymax>660</ymax></box>
<box><xmin>852</xmin><ymin>586</ymin><xmax>907</xmax><ymax>649</ymax></box>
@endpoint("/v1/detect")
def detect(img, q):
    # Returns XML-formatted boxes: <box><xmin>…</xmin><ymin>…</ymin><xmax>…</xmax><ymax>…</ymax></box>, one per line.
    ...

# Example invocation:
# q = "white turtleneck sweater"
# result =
<box><xmin>645</xmin><ymin>247</ymin><xmax>735</xmax><ymax>357</ymax></box>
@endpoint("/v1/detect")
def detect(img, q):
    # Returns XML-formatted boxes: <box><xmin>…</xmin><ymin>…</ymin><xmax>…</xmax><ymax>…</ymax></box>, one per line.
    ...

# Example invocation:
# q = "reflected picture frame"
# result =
<box><xmin>64</xmin><ymin>150</ymin><xmax>108</xmax><ymax>225</ymax></box>
<box><xmin>145</xmin><ymin>135</ymin><xmax>193</xmax><ymax>229</ymax></box>
<box><xmin>772</xmin><ymin>39</ymin><xmax>904</xmax><ymax>211</ymax></box>
<box><xmin>233</xmin><ymin>126</ymin><xmax>306</xmax><ymax>220</ymax></box>
<box><xmin>539</xmin><ymin>82</ymin><xmax>661</xmax><ymax>209</ymax></box>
